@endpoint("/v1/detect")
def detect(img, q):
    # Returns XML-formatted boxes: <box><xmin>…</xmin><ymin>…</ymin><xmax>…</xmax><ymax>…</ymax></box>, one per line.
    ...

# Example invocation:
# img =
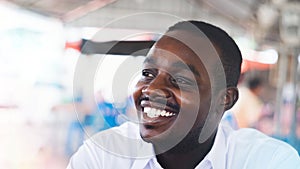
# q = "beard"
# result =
<box><xmin>143</xmin><ymin>123</ymin><xmax>216</xmax><ymax>155</ymax></box>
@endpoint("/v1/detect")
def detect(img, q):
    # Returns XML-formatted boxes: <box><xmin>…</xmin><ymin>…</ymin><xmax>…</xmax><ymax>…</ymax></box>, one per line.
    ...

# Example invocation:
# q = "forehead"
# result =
<box><xmin>146</xmin><ymin>30</ymin><xmax>220</xmax><ymax>71</ymax></box>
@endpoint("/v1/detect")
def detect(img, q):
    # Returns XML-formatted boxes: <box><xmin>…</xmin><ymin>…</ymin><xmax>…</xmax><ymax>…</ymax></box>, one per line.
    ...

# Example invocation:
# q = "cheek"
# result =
<box><xmin>132</xmin><ymin>82</ymin><xmax>144</xmax><ymax>106</ymax></box>
<box><xmin>178</xmin><ymin>91</ymin><xmax>201</xmax><ymax>108</ymax></box>
<box><xmin>177</xmin><ymin>93</ymin><xmax>201</xmax><ymax>119</ymax></box>
<box><xmin>178</xmin><ymin>90</ymin><xmax>211</xmax><ymax>119</ymax></box>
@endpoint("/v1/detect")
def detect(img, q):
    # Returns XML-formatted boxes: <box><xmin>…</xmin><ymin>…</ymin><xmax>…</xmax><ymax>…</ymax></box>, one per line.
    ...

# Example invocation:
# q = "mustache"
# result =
<box><xmin>139</xmin><ymin>96</ymin><xmax>180</xmax><ymax>111</ymax></box>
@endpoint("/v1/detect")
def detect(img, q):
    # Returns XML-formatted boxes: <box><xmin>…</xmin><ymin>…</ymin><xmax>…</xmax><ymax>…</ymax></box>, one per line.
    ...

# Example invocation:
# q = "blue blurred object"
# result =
<box><xmin>65</xmin><ymin>101</ymin><xmax>127</xmax><ymax>156</ymax></box>
<box><xmin>65</xmin><ymin>120</ymin><xmax>84</xmax><ymax>156</ymax></box>
<box><xmin>272</xmin><ymin>135</ymin><xmax>300</xmax><ymax>156</ymax></box>
<box><xmin>222</xmin><ymin>111</ymin><xmax>239</xmax><ymax>130</ymax></box>
<box><xmin>97</xmin><ymin>102</ymin><xmax>126</xmax><ymax>130</ymax></box>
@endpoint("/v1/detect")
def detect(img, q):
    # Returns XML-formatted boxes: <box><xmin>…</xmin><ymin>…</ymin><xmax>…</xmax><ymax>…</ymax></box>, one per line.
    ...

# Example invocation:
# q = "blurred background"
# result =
<box><xmin>0</xmin><ymin>0</ymin><xmax>299</xmax><ymax>168</ymax></box>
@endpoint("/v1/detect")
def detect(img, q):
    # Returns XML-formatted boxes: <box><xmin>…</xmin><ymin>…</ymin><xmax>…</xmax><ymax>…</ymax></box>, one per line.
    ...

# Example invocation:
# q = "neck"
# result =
<box><xmin>154</xmin><ymin>129</ymin><xmax>217</xmax><ymax>169</ymax></box>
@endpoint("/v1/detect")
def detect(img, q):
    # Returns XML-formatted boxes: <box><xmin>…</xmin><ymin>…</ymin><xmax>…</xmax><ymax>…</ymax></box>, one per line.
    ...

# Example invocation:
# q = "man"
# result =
<box><xmin>67</xmin><ymin>21</ymin><xmax>300</xmax><ymax>169</ymax></box>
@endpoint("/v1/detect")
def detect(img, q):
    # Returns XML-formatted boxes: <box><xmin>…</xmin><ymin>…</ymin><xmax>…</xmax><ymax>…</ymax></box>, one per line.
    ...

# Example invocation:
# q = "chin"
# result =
<box><xmin>140</xmin><ymin>135</ymin><xmax>153</xmax><ymax>143</ymax></box>
<box><xmin>139</xmin><ymin>125</ymin><xmax>163</xmax><ymax>143</ymax></box>
<box><xmin>139</xmin><ymin>125</ymin><xmax>187</xmax><ymax>152</ymax></box>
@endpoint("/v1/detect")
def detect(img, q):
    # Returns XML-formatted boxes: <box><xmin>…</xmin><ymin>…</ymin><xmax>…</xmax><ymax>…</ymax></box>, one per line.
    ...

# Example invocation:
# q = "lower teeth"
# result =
<box><xmin>143</xmin><ymin>107</ymin><xmax>175</xmax><ymax>118</ymax></box>
<box><xmin>145</xmin><ymin>112</ymin><xmax>174</xmax><ymax>118</ymax></box>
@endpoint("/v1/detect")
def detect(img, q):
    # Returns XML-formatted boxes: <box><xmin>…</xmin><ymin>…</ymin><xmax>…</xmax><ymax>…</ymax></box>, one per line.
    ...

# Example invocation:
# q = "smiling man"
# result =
<box><xmin>67</xmin><ymin>21</ymin><xmax>300</xmax><ymax>169</ymax></box>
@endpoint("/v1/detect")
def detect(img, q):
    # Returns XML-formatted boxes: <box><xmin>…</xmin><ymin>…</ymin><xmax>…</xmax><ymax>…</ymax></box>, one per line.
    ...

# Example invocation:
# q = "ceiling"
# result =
<box><xmin>4</xmin><ymin>0</ymin><xmax>300</xmax><ymax>45</ymax></box>
<box><xmin>6</xmin><ymin>0</ymin><xmax>264</xmax><ymax>26</ymax></box>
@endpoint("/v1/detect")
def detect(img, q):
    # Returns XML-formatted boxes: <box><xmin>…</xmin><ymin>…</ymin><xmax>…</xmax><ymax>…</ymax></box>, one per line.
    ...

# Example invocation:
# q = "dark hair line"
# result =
<box><xmin>167</xmin><ymin>20</ymin><xmax>243</xmax><ymax>88</ymax></box>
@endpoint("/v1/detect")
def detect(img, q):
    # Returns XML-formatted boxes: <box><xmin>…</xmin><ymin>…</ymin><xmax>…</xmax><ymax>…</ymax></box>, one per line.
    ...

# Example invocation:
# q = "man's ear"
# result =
<box><xmin>221</xmin><ymin>87</ymin><xmax>239</xmax><ymax>111</ymax></box>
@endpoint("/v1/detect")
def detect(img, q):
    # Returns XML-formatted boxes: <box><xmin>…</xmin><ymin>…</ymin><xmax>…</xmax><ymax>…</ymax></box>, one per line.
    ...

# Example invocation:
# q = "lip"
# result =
<box><xmin>140</xmin><ymin>109</ymin><xmax>177</xmax><ymax>125</ymax></box>
<box><xmin>139</xmin><ymin>99</ymin><xmax>180</xmax><ymax>115</ymax></box>
<box><xmin>141</xmin><ymin>108</ymin><xmax>177</xmax><ymax>121</ymax></box>
<box><xmin>137</xmin><ymin>98</ymin><xmax>180</xmax><ymax>127</ymax></box>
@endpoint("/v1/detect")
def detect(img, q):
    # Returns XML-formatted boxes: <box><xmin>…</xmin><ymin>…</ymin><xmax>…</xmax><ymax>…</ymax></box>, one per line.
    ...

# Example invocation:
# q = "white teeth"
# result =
<box><xmin>154</xmin><ymin>109</ymin><xmax>160</xmax><ymax>117</ymax></box>
<box><xmin>161</xmin><ymin>110</ymin><xmax>166</xmax><ymax>116</ymax></box>
<box><xmin>152</xmin><ymin>109</ymin><xmax>159</xmax><ymax>118</ymax></box>
<box><xmin>143</xmin><ymin>107</ymin><xmax>176</xmax><ymax>118</ymax></box>
<box><xmin>148</xmin><ymin>108</ymin><xmax>156</xmax><ymax>118</ymax></box>
<box><xmin>144</xmin><ymin>107</ymin><xmax>151</xmax><ymax>113</ymax></box>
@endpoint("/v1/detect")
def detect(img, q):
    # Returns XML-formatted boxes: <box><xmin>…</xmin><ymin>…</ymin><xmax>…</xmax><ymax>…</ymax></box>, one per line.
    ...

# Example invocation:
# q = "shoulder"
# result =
<box><xmin>86</xmin><ymin>121</ymin><xmax>148</xmax><ymax>157</ymax></box>
<box><xmin>229</xmin><ymin>128</ymin><xmax>293</xmax><ymax>149</ymax></box>
<box><xmin>224</xmin><ymin>127</ymin><xmax>300</xmax><ymax>168</ymax></box>
<box><xmin>67</xmin><ymin>122</ymin><xmax>154</xmax><ymax>169</ymax></box>
<box><xmin>92</xmin><ymin>121</ymin><xmax>140</xmax><ymax>140</ymax></box>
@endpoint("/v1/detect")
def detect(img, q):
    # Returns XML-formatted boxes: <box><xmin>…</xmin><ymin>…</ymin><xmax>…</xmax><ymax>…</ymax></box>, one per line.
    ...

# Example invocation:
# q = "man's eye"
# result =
<box><xmin>142</xmin><ymin>70</ymin><xmax>155</xmax><ymax>78</ymax></box>
<box><xmin>176</xmin><ymin>77</ymin><xmax>188</xmax><ymax>84</ymax></box>
<box><xmin>171</xmin><ymin>76</ymin><xmax>195</xmax><ymax>86</ymax></box>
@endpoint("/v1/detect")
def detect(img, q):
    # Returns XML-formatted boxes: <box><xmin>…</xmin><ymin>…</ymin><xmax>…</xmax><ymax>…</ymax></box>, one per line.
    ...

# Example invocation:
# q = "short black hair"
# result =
<box><xmin>167</xmin><ymin>20</ymin><xmax>242</xmax><ymax>88</ymax></box>
<box><xmin>247</xmin><ymin>76</ymin><xmax>262</xmax><ymax>90</ymax></box>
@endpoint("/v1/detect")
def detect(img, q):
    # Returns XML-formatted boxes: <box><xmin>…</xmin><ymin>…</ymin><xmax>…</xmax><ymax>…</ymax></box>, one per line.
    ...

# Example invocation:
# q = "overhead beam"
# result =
<box><xmin>61</xmin><ymin>0</ymin><xmax>117</xmax><ymax>23</ymax></box>
<box><xmin>80</xmin><ymin>39</ymin><xmax>155</xmax><ymax>56</ymax></box>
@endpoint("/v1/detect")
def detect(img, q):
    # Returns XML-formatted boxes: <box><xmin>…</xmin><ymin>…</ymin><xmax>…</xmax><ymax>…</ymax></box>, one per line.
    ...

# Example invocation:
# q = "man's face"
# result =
<box><xmin>133</xmin><ymin>30</ymin><xmax>222</xmax><ymax>147</ymax></box>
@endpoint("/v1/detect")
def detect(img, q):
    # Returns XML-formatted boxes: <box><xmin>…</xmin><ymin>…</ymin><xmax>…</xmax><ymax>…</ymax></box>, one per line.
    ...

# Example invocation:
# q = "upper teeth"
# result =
<box><xmin>143</xmin><ymin>107</ymin><xmax>176</xmax><ymax>118</ymax></box>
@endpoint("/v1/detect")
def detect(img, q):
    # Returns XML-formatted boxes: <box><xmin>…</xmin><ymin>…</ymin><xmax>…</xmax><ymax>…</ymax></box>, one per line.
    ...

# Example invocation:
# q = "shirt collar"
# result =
<box><xmin>196</xmin><ymin>123</ymin><xmax>228</xmax><ymax>169</ymax></box>
<box><xmin>130</xmin><ymin>127</ymin><xmax>158</xmax><ymax>169</ymax></box>
<box><xmin>131</xmin><ymin>143</ymin><xmax>158</xmax><ymax>169</ymax></box>
<box><xmin>132</xmin><ymin>123</ymin><xmax>229</xmax><ymax>169</ymax></box>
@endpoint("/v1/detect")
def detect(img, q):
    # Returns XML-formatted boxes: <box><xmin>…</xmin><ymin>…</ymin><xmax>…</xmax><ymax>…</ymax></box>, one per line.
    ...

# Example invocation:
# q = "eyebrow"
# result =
<box><xmin>143</xmin><ymin>57</ymin><xmax>155</xmax><ymax>64</ymax></box>
<box><xmin>144</xmin><ymin>57</ymin><xmax>200</xmax><ymax>77</ymax></box>
<box><xmin>172</xmin><ymin>61</ymin><xmax>200</xmax><ymax>77</ymax></box>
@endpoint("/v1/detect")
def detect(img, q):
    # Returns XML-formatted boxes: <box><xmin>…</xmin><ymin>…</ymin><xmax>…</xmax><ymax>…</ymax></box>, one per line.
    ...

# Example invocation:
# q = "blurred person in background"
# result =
<box><xmin>230</xmin><ymin>75</ymin><xmax>264</xmax><ymax>128</ymax></box>
<box><xmin>255</xmin><ymin>102</ymin><xmax>275</xmax><ymax>135</ymax></box>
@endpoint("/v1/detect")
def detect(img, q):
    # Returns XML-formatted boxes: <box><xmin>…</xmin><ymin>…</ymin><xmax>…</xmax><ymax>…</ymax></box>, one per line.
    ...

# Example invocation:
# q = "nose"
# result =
<box><xmin>141</xmin><ymin>73</ymin><xmax>171</xmax><ymax>99</ymax></box>
<box><xmin>142</xmin><ymin>88</ymin><xmax>168</xmax><ymax>98</ymax></box>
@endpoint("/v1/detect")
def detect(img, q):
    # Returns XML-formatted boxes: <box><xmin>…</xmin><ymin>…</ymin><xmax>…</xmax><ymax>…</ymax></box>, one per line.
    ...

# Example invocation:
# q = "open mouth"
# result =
<box><xmin>140</xmin><ymin>98</ymin><xmax>180</xmax><ymax>119</ymax></box>
<box><xmin>143</xmin><ymin>107</ymin><xmax>176</xmax><ymax>118</ymax></box>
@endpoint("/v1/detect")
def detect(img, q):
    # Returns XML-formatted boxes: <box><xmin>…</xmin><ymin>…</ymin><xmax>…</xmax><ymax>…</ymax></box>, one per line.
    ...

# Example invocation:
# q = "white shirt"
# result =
<box><xmin>67</xmin><ymin>122</ymin><xmax>300</xmax><ymax>169</ymax></box>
